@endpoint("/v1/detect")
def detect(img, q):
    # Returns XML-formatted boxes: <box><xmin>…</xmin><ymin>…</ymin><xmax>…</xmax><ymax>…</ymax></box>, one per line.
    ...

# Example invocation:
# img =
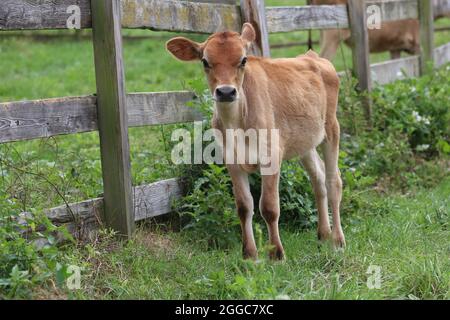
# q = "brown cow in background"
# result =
<box><xmin>312</xmin><ymin>0</ymin><xmax>449</xmax><ymax>60</ymax></box>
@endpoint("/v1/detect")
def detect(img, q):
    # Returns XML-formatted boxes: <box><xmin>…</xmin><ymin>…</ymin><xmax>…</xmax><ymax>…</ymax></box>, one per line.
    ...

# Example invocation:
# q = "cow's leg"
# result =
<box><xmin>228</xmin><ymin>165</ymin><xmax>257</xmax><ymax>259</ymax></box>
<box><xmin>300</xmin><ymin>149</ymin><xmax>331</xmax><ymax>242</ymax></box>
<box><xmin>260</xmin><ymin>172</ymin><xmax>284</xmax><ymax>260</ymax></box>
<box><xmin>322</xmin><ymin>120</ymin><xmax>346</xmax><ymax>249</ymax></box>
<box><xmin>320</xmin><ymin>29</ymin><xmax>350</xmax><ymax>61</ymax></box>
<box><xmin>390</xmin><ymin>50</ymin><xmax>402</xmax><ymax>59</ymax></box>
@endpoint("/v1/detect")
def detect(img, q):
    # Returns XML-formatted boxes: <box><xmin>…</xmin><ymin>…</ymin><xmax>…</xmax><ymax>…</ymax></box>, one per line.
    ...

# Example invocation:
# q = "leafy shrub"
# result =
<box><xmin>175</xmin><ymin>164</ymin><xmax>240</xmax><ymax>249</ymax></box>
<box><xmin>0</xmin><ymin>195</ymin><xmax>73</xmax><ymax>298</ymax></box>
<box><xmin>371</xmin><ymin>67</ymin><xmax>450</xmax><ymax>157</ymax></box>
<box><xmin>338</xmin><ymin>66</ymin><xmax>450</xmax><ymax>190</ymax></box>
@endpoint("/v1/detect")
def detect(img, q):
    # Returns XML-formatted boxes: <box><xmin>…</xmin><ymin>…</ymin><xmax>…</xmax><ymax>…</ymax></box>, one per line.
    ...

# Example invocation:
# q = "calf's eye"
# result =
<box><xmin>201</xmin><ymin>58</ymin><xmax>210</xmax><ymax>69</ymax></box>
<box><xmin>240</xmin><ymin>57</ymin><xmax>248</xmax><ymax>68</ymax></box>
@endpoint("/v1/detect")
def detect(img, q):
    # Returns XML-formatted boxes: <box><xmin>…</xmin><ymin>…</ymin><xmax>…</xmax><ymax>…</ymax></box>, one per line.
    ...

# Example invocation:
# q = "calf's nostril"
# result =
<box><xmin>216</xmin><ymin>87</ymin><xmax>237</xmax><ymax>100</ymax></box>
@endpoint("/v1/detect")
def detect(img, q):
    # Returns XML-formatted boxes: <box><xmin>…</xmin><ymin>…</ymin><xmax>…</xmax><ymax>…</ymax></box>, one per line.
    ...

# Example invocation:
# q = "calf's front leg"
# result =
<box><xmin>390</xmin><ymin>50</ymin><xmax>402</xmax><ymax>60</ymax></box>
<box><xmin>228</xmin><ymin>165</ymin><xmax>258</xmax><ymax>259</ymax></box>
<box><xmin>260</xmin><ymin>172</ymin><xmax>285</xmax><ymax>260</ymax></box>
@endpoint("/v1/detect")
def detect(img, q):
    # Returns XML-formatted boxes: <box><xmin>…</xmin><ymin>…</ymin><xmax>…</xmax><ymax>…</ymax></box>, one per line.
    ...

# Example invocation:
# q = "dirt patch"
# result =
<box><xmin>33</xmin><ymin>281</ymin><xmax>68</xmax><ymax>300</ymax></box>
<box><xmin>136</xmin><ymin>231</ymin><xmax>175</xmax><ymax>253</ymax></box>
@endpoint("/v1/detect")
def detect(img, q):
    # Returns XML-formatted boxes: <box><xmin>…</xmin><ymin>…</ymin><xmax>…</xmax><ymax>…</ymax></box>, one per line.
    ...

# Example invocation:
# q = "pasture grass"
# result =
<box><xmin>62</xmin><ymin>177</ymin><xmax>449</xmax><ymax>300</ymax></box>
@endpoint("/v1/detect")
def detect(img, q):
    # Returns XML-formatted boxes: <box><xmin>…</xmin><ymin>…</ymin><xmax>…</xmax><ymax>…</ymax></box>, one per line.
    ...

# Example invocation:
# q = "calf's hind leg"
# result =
<box><xmin>320</xmin><ymin>29</ymin><xmax>351</xmax><ymax>61</ymax></box>
<box><xmin>300</xmin><ymin>149</ymin><xmax>332</xmax><ymax>242</ymax></box>
<box><xmin>322</xmin><ymin>120</ymin><xmax>346</xmax><ymax>248</ymax></box>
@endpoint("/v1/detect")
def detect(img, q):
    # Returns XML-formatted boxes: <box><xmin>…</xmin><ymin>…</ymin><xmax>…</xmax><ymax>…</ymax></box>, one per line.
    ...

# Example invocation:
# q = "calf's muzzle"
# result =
<box><xmin>215</xmin><ymin>86</ymin><xmax>237</xmax><ymax>102</ymax></box>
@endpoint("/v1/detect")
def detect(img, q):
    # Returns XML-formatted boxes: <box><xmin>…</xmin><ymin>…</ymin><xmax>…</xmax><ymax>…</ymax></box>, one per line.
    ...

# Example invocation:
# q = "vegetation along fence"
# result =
<box><xmin>1</xmin><ymin>0</ymin><xmax>450</xmax><ymax>239</ymax></box>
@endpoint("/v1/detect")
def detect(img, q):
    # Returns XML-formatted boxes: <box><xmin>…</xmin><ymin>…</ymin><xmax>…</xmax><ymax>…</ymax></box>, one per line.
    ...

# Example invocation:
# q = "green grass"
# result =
<box><xmin>62</xmin><ymin>178</ymin><xmax>449</xmax><ymax>300</ymax></box>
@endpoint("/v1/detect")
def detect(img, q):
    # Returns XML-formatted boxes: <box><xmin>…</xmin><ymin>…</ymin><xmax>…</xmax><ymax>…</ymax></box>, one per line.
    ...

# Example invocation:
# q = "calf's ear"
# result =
<box><xmin>166</xmin><ymin>37</ymin><xmax>202</xmax><ymax>61</ymax></box>
<box><xmin>241</xmin><ymin>23</ymin><xmax>256</xmax><ymax>47</ymax></box>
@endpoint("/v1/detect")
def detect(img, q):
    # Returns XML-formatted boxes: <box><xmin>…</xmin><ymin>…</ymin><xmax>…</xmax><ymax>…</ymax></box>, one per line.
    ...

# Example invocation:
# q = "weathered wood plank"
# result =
<box><xmin>1</xmin><ymin>0</ymin><xmax>241</xmax><ymax>33</ymax></box>
<box><xmin>434</xmin><ymin>0</ymin><xmax>450</xmax><ymax>18</ymax></box>
<box><xmin>266</xmin><ymin>1</ymin><xmax>419</xmax><ymax>33</ymax></box>
<box><xmin>1</xmin><ymin>0</ymin><xmax>427</xmax><ymax>33</ymax></box>
<box><xmin>0</xmin><ymin>92</ymin><xmax>201</xmax><ymax>144</ymax></box>
<box><xmin>134</xmin><ymin>178</ymin><xmax>184</xmax><ymax>221</ymax></box>
<box><xmin>46</xmin><ymin>179</ymin><xmax>182</xmax><ymax>222</ymax></box>
<box><xmin>348</xmin><ymin>0</ymin><xmax>372</xmax><ymax>121</ymax></box>
<box><xmin>369</xmin><ymin>0</ymin><xmax>446</xmax><ymax>22</ymax></box>
<box><xmin>36</xmin><ymin>178</ymin><xmax>183</xmax><ymax>239</ymax></box>
<box><xmin>121</xmin><ymin>0</ymin><xmax>241</xmax><ymax>33</ymax></box>
<box><xmin>46</xmin><ymin>197</ymin><xmax>103</xmax><ymax>224</ymax></box>
<box><xmin>46</xmin><ymin>197</ymin><xmax>104</xmax><ymax>240</ymax></box>
<box><xmin>356</xmin><ymin>44</ymin><xmax>448</xmax><ymax>86</ymax></box>
<box><xmin>419</xmin><ymin>0</ymin><xmax>435</xmax><ymax>75</ymax></box>
<box><xmin>185</xmin><ymin>0</ymin><xmax>236</xmax><ymax>4</ymax></box>
<box><xmin>91</xmin><ymin>0</ymin><xmax>134</xmax><ymax>237</ymax></box>
<box><xmin>0</xmin><ymin>0</ymin><xmax>92</xmax><ymax>30</ymax></box>
<box><xmin>266</xmin><ymin>5</ymin><xmax>349</xmax><ymax>33</ymax></box>
<box><xmin>126</xmin><ymin>92</ymin><xmax>201</xmax><ymax>127</ymax></box>
<box><xmin>434</xmin><ymin>42</ymin><xmax>450</xmax><ymax>68</ymax></box>
<box><xmin>0</xmin><ymin>96</ymin><xmax>97</xmax><ymax>143</ymax></box>
<box><xmin>366</xmin><ymin>0</ymin><xmax>418</xmax><ymax>21</ymax></box>
<box><xmin>240</xmin><ymin>0</ymin><xmax>271</xmax><ymax>57</ymax></box>
<box><xmin>371</xmin><ymin>55</ymin><xmax>420</xmax><ymax>85</ymax></box>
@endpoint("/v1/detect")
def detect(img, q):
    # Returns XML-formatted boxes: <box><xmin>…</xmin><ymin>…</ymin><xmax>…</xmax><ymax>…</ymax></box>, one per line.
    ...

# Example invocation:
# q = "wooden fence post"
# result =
<box><xmin>419</xmin><ymin>0</ymin><xmax>434</xmax><ymax>75</ymax></box>
<box><xmin>347</xmin><ymin>0</ymin><xmax>372</xmax><ymax>122</ymax></box>
<box><xmin>306</xmin><ymin>0</ymin><xmax>313</xmax><ymax>50</ymax></box>
<box><xmin>91</xmin><ymin>0</ymin><xmax>135</xmax><ymax>237</ymax></box>
<box><xmin>240</xmin><ymin>0</ymin><xmax>271</xmax><ymax>57</ymax></box>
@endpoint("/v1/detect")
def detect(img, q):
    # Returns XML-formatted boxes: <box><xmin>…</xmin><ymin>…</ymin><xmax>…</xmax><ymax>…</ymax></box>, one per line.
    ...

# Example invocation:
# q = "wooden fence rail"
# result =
<box><xmin>4</xmin><ymin>0</ymin><xmax>449</xmax><ymax>32</ymax></box>
<box><xmin>43</xmin><ymin>178</ymin><xmax>184</xmax><ymax>239</ymax></box>
<box><xmin>0</xmin><ymin>0</ymin><xmax>242</xmax><ymax>33</ymax></box>
<box><xmin>0</xmin><ymin>92</ymin><xmax>200</xmax><ymax>143</ymax></box>
<box><xmin>1</xmin><ymin>0</ymin><xmax>450</xmax><ymax>238</ymax></box>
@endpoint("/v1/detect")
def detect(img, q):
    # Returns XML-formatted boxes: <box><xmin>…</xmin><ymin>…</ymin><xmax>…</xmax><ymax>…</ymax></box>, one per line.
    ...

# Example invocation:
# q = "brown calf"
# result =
<box><xmin>311</xmin><ymin>0</ymin><xmax>449</xmax><ymax>60</ymax></box>
<box><xmin>166</xmin><ymin>23</ymin><xmax>345</xmax><ymax>260</ymax></box>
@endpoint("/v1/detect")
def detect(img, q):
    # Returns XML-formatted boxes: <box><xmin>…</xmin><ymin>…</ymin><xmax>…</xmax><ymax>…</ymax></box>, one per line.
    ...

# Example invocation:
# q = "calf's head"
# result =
<box><xmin>166</xmin><ymin>23</ymin><xmax>256</xmax><ymax>103</ymax></box>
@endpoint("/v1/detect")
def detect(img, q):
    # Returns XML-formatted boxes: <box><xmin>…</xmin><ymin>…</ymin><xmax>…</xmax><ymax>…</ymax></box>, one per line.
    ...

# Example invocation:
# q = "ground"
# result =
<box><xmin>0</xmin><ymin>1</ymin><xmax>449</xmax><ymax>300</ymax></box>
<box><xmin>64</xmin><ymin>178</ymin><xmax>449</xmax><ymax>299</ymax></box>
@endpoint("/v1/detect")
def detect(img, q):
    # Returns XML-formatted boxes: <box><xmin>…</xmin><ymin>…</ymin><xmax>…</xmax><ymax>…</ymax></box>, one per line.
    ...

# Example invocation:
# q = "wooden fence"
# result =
<box><xmin>1</xmin><ymin>0</ymin><xmax>450</xmax><ymax>238</ymax></box>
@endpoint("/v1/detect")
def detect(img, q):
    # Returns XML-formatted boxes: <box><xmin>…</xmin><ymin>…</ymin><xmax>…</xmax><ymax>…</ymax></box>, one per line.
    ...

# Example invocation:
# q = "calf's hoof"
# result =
<box><xmin>242</xmin><ymin>246</ymin><xmax>258</xmax><ymax>260</ymax></box>
<box><xmin>317</xmin><ymin>228</ymin><xmax>332</xmax><ymax>242</ymax></box>
<box><xmin>332</xmin><ymin>230</ymin><xmax>346</xmax><ymax>250</ymax></box>
<box><xmin>269</xmin><ymin>246</ymin><xmax>285</xmax><ymax>261</ymax></box>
